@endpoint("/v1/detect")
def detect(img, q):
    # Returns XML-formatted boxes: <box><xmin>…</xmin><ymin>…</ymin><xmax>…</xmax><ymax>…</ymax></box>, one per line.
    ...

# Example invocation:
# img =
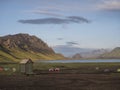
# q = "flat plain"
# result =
<box><xmin>0</xmin><ymin>62</ymin><xmax>120</xmax><ymax>90</ymax></box>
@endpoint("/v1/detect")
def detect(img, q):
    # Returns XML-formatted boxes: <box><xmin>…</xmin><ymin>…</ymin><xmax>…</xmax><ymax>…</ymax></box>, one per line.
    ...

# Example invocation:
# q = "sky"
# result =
<box><xmin>0</xmin><ymin>0</ymin><xmax>120</xmax><ymax>49</ymax></box>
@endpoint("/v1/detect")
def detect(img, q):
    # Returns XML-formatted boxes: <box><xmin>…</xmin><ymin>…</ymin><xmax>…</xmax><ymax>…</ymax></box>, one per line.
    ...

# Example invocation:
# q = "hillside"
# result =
<box><xmin>100</xmin><ymin>47</ymin><xmax>120</xmax><ymax>59</ymax></box>
<box><xmin>0</xmin><ymin>33</ymin><xmax>65</xmax><ymax>62</ymax></box>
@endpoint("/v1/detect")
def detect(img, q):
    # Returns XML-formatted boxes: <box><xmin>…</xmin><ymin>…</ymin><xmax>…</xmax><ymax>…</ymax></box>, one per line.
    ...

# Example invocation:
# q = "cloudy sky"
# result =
<box><xmin>0</xmin><ymin>0</ymin><xmax>120</xmax><ymax>49</ymax></box>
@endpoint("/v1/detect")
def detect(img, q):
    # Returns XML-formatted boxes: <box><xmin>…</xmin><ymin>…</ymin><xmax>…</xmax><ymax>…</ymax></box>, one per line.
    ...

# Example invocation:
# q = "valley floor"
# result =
<box><xmin>0</xmin><ymin>73</ymin><xmax>120</xmax><ymax>90</ymax></box>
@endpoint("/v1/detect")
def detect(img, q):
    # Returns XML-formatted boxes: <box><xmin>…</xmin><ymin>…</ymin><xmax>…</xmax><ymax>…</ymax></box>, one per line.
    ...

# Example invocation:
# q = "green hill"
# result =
<box><xmin>0</xmin><ymin>33</ymin><xmax>65</xmax><ymax>62</ymax></box>
<box><xmin>100</xmin><ymin>47</ymin><xmax>120</xmax><ymax>59</ymax></box>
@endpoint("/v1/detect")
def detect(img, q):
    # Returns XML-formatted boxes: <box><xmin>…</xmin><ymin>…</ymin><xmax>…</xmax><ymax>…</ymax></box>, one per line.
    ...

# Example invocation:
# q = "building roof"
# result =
<box><xmin>20</xmin><ymin>59</ymin><xmax>33</xmax><ymax>64</ymax></box>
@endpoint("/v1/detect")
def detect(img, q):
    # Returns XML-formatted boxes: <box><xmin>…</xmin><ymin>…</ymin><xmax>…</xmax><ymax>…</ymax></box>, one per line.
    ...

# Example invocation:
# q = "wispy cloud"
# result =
<box><xmin>68</xmin><ymin>16</ymin><xmax>90</xmax><ymax>23</ymax></box>
<box><xmin>28</xmin><ymin>8</ymin><xmax>63</xmax><ymax>17</ymax></box>
<box><xmin>25</xmin><ymin>0</ymin><xmax>120</xmax><ymax>17</ymax></box>
<box><xmin>97</xmin><ymin>0</ymin><xmax>120</xmax><ymax>11</ymax></box>
<box><xmin>66</xmin><ymin>41</ymin><xmax>79</xmax><ymax>46</ymax></box>
<box><xmin>57</xmin><ymin>38</ymin><xmax>64</xmax><ymax>40</ymax></box>
<box><xmin>18</xmin><ymin>16</ymin><xmax>90</xmax><ymax>24</ymax></box>
<box><xmin>25</xmin><ymin>1</ymin><xmax>97</xmax><ymax>17</ymax></box>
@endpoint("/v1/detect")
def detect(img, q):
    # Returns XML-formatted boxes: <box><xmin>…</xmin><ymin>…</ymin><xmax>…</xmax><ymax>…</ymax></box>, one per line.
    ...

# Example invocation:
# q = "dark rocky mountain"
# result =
<box><xmin>0</xmin><ymin>33</ymin><xmax>65</xmax><ymax>62</ymax></box>
<box><xmin>100</xmin><ymin>47</ymin><xmax>120</xmax><ymax>59</ymax></box>
<box><xmin>0</xmin><ymin>33</ymin><xmax>54</xmax><ymax>54</ymax></box>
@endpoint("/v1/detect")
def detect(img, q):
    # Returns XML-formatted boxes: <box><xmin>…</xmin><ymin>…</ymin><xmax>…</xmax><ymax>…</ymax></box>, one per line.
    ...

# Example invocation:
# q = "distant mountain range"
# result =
<box><xmin>72</xmin><ymin>53</ymin><xmax>82</xmax><ymax>59</ymax></box>
<box><xmin>0</xmin><ymin>34</ymin><xmax>65</xmax><ymax>62</ymax></box>
<box><xmin>53</xmin><ymin>45</ymin><xmax>110</xmax><ymax>58</ymax></box>
<box><xmin>53</xmin><ymin>45</ymin><xmax>120</xmax><ymax>59</ymax></box>
<box><xmin>53</xmin><ymin>45</ymin><xmax>94</xmax><ymax>57</ymax></box>
<box><xmin>100</xmin><ymin>47</ymin><xmax>120</xmax><ymax>59</ymax></box>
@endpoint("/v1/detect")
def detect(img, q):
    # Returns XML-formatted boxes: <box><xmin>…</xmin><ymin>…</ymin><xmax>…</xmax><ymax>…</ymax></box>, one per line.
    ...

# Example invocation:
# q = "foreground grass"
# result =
<box><xmin>0</xmin><ymin>62</ymin><xmax>120</xmax><ymax>75</ymax></box>
<box><xmin>0</xmin><ymin>63</ymin><xmax>20</xmax><ymax>75</ymax></box>
<box><xmin>34</xmin><ymin>62</ymin><xmax>120</xmax><ymax>70</ymax></box>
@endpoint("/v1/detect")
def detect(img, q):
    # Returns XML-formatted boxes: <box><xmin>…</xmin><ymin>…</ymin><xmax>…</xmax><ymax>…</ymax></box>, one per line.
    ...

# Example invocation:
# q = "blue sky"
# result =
<box><xmin>0</xmin><ymin>0</ymin><xmax>120</xmax><ymax>49</ymax></box>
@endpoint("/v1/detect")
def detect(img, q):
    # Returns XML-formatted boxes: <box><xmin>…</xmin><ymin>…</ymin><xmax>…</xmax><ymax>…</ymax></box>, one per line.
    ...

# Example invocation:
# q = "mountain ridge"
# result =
<box><xmin>100</xmin><ymin>47</ymin><xmax>120</xmax><ymax>59</ymax></box>
<box><xmin>0</xmin><ymin>33</ymin><xmax>65</xmax><ymax>62</ymax></box>
<box><xmin>53</xmin><ymin>45</ymin><xmax>110</xmax><ymax>58</ymax></box>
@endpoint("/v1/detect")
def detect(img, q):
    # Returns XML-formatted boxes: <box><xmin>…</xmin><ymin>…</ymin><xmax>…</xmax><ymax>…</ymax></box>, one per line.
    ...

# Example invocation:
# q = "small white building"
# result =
<box><xmin>20</xmin><ymin>59</ymin><xmax>33</xmax><ymax>74</ymax></box>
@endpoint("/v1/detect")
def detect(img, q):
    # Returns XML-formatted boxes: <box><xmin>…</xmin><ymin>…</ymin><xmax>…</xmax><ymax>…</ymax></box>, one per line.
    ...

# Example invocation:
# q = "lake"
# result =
<box><xmin>36</xmin><ymin>59</ymin><xmax>120</xmax><ymax>63</ymax></box>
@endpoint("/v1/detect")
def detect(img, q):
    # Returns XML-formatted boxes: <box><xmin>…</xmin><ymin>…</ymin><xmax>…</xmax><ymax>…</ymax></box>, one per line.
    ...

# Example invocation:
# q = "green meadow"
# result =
<box><xmin>33</xmin><ymin>62</ymin><xmax>120</xmax><ymax>70</ymax></box>
<box><xmin>0</xmin><ymin>62</ymin><xmax>120</xmax><ymax>75</ymax></box>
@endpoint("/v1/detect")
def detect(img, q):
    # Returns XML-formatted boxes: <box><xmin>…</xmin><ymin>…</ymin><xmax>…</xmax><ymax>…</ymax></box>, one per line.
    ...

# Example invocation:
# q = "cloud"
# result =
<box><xmin>66</xmin><ymin>41</ymin><xmax>79</xmax><ymax>46</ymax></box>
<box><xmin>18</xmin><ymin>18</ymin><xmax>69</xmax><ymax>24</ymax></box>
<box><xmin>28</xmin><ymin>9</ymin><xmax>63</xmax><ymax>17</ymax></box>
<box><xmin>25</xmin><ymin>0</ymin><xmax>120</xmax><ymax>16</ymax></box>
<box><xmin>57</xmin><ymin>38</ymin><xmax>63</xmax><ymax>40</ymax></box>
<box><xmin>18</xmin><ymin>16</ymin><xmax>90</xmax><ymax>24</ymax></box>
<box><xmin>97</xmin><ymin>0</ymin><xmax>120</xmax><ymax>11</ymax></box>
<box><xmin>68</xmin><ymin>16</ymin><xmax>90</xmax><ymax>23</ymax></box>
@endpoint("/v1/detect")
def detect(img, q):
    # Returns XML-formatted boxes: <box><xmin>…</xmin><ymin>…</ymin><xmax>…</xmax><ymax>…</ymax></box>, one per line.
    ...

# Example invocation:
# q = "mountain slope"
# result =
<box><xmin>100</xmin><ymin>47</ymin><xmax>120</xmax><ymax>59</ymax></box>
<box><xmin>0</xmin><ymin>34</ymin><xmax>64</xmax><ymax>62</ymax></box>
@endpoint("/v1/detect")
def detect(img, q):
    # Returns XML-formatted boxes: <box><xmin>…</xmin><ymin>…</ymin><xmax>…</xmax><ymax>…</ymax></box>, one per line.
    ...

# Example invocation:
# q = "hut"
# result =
<box><xmin>20</xmin><ymin>59</ymin><xmax>33</xmax><ymax>75</ymax></box>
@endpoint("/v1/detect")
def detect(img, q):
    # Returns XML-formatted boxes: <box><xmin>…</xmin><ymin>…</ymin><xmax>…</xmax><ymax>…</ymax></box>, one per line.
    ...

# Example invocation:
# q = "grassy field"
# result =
<box><xmin>0</xmin><ymin>62</ymin><xmax>120</xmax><ymax>75</ymax></box>
<box><xmin>33</xmin><ymin>62</ymin><xmax>120</xmax><ymax>74</ymax></box>
<box><xmin>0</xmin><ymin>63</ymin><xmax>120</xmax><ymax>90</ymax></box>
<box><xmin>0</xmin><ymin>62</ymin><xmax>120</xmax><ymax>90</ymax></box>
<box><xmin>34</xmin><ymin>62</ymin><xmax>120</xmax><ymax>70</ymax></box>
<box><xmin>0</xmin><ymin>62</ymin><xmax>20</xmax><ymax>75</ymax></box>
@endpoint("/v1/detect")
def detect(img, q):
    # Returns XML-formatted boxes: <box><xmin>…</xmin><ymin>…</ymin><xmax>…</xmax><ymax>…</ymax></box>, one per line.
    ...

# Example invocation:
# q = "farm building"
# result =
<box><xmin>20</xmin><ymin>59</ymin><xmax>33</xmax><ymax>74</ymax></box>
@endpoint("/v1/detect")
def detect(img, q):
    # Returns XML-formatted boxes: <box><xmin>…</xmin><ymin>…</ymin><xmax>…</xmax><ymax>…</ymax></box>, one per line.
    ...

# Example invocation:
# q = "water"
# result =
<box><xmin>36</xmin><ymin>59</ymin><xmax>120</xmax><ymax>63</ymax></box>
